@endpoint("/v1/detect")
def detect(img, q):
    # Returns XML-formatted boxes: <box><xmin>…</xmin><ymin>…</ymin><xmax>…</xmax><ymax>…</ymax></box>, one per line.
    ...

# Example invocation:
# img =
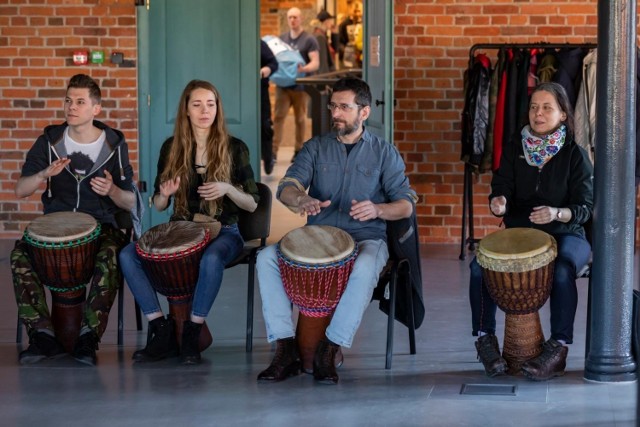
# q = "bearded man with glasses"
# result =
<box><xmin>256</xmin><ymin>77</ymin><xmax>417</xmax><ymax>385</ymax></box>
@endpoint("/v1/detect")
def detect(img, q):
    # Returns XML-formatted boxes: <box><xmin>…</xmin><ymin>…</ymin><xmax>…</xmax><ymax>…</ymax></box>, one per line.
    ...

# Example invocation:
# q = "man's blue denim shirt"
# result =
<box><xmin>277</xmin><ymin>127</ymin><xmax>417</xmax><ymax>242</ymax></box>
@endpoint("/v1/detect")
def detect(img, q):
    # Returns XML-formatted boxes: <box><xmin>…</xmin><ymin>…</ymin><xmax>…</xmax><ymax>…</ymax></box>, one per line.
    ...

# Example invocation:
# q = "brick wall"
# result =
<box><xmin>0</xmin><ymin>0</ymin><xmax>636</xmax><ymax>244</ymax></box>
<box><xmin>0</xmin><ymin>0</ymin><xmax>138</xmax><ymax>236</ymax></box>
<box><xmin>393</xmin><ymin>0</ymin><xmax>637</xmax><ymax>244</ymax></box>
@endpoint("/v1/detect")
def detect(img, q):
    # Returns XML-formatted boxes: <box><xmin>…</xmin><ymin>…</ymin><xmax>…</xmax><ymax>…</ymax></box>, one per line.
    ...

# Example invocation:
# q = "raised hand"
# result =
<box><xmin>296</xmin><ymin>194</ymin><xmax>331</xmax><ymax>217</ymax></box>
<box><xmin>159</xmin><ymin>177</ymin><xmax>181</xmax><ymax>198</ymax></box>
<box><xmin>490</xmin><ymin>196</ymin><xmax>507</xmax><ymax>216</ymax></box>
<box><xmin>42</xmin><ymin>158</ymin><xmax>71</xmax><ymax>178</ymax></box>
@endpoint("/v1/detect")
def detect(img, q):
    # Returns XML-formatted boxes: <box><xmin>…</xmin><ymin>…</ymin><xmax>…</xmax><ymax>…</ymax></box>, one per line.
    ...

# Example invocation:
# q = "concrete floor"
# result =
<box><xmin>0</xmin><ymin>116</ymin><xmax>637</xmax><ymax>427</ymax></box>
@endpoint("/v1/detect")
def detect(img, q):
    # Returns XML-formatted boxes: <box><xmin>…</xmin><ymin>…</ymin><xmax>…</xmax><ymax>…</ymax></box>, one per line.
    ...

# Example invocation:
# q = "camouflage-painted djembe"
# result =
<box><xmin>24</xmin><ymin>212</ymin><xmax>101</xmax><ymax>352</ymax></box>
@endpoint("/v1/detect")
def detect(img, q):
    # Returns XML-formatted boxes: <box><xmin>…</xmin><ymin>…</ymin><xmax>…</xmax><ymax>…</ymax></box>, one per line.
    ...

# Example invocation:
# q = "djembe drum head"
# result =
<box><xmin>24</xmin><ymin>211</ymin><xmax>101</xmax><ymax>289</ymax></box>
<box><xmin>136</xmin><ymin>221</ymin><xmax>210</xmax><ymax>300</ymax></box>
<box><xmin>278</xmin><ymin>225</ymin><xmax>357</xmax><ymax>316</ymax></box>
<box><xmin>477</xmin><ymin>228</ymin><xmax>557</xmax><ymax>314</ymax></box>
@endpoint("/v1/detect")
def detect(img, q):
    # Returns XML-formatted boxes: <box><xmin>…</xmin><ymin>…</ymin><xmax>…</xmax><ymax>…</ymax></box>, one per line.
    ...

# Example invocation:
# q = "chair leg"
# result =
<box><xmin>135</xmin><ymin>301</ymin><xmax>143</xmax><ymax>331</ymax></box>
<box><xmin>16</xmin><ymin>317</ymin><xmax>23</xmax><ymax>344</ymax></box>
<box><xmin>246</xmin><ymin>255</ymin><xmax>255</xmax><ymax>353</ymax></box>
<box><xmin>117</xmin><ymin>278</ymin><xmax>125</xmax><ymax>346</ymax></box>
<box><xmin>386</xmin><ymin>262</ymin><xmax>398</xmax><ymax>369</ymax></box>
<box><xmin>585</xmin><ymin>275</ymin><xmax>592</xmax><ymax>359</ymax></box>
<box><xmin>402</xmin><ymin>261</ymin><xmax>417</xmax><ymax>355</ymax></box>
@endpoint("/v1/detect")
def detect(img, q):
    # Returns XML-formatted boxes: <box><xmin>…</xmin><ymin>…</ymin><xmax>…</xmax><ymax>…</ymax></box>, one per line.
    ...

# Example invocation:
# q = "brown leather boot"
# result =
<box><xmin>313</xmin><ymin>339</ymin><xmax>340</xmax><ymax>385</ymax></box>
<box><xmin>521</xmin><ymin>338</ymin><xmax>568</xmax><ymax>381</ymax></box>
<box><xmin>475</xmin><ymin>334</ymin><xmax>507</xmax><ymax>377</ymax></box>
<box><xmin>257</xmin><ymin>337</ymin><xmax>301</xmax><ymax>382</ymax></box>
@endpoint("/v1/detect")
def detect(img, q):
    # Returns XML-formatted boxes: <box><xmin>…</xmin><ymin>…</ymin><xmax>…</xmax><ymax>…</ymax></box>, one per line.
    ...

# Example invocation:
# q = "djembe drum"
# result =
<box><xmin>135</xmin><ymin>221</ymin><xmax>214</xmax><ymax>352</ymax></box>
<box><xmin>24</xmin><ymin>211</ymin><xmax>102</xmax><ymax>352</ymax></box>
<box><xmin>476</xmin><ymin>228</ymin><xmax>557</xmax><ymax>374</ymax></box>
<box><xmin>277</xmin><ymin>225</ymin><xmax>358</xmax><ymax>373</ymax></box>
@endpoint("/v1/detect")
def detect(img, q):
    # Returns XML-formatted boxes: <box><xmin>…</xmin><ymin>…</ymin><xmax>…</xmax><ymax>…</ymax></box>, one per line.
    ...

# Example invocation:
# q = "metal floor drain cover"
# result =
<box><xmin>460</xmin><ymin>384</ymin><xmax>517</xmax><ymax>396</ymax></box>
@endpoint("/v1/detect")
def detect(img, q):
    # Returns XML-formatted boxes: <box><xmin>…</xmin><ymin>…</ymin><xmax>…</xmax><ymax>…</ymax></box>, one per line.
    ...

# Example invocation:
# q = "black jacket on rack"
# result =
<box><xmin>460</xmin><ymin>54</ymin><xmax>491</xmax><ymax>168</ymax></box>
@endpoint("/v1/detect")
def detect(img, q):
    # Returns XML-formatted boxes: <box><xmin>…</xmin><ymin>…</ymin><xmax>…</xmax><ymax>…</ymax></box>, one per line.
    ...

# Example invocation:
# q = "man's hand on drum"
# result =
<box><xmin>530</xmin><ymin>206</ymin><xmax>557</xmax><ymax>225</ymax></box>
<box><xmin>490</xmin><ymin>196</ymin><xmax>507</xmax><ymax>216</ymax></box>
<box><xmin>296</xmin><ymin>194</ymin><xmax>331</xmax><ymax>217</ymax></box>
<box><xmin>90</xmin><ymin>170</ymin><xmax>116</xmax><ymax>197</ymax></box>
<box><xmin>197</xmin><ymin>181</ymin><xmax>232</xmax><ymax>201</ymax></box>
<box><xmin>39</xmin><ymin>158</ymin><xmax>70</xmax><ymax>179</ymax></box>
<box><xmin>349</xmin><ymin>199</ymin><xmax>379</xmax><ymax>221</ymax></box>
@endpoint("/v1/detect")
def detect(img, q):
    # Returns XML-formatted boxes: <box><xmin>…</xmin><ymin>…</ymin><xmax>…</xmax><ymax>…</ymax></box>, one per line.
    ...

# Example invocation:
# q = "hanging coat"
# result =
<box><xmin>460</xmin><ymin>53</ymin><xmax>491</xmax><ymax>168</ymax></box>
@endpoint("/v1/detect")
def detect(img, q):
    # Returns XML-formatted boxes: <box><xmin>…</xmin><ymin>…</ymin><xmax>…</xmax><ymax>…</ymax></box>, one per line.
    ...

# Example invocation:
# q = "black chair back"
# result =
<box><xmin>237</xmin><ymin>182</ymin><xmax>272</xmax><ymax>243</ymax></box>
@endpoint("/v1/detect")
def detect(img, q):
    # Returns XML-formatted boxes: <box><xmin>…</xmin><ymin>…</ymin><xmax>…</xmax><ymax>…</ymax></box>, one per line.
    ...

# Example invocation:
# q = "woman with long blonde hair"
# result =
<box><xmin>120</xmin><ymin>80</ymin><xmax>259</xmax><ymax>365</ymax></box>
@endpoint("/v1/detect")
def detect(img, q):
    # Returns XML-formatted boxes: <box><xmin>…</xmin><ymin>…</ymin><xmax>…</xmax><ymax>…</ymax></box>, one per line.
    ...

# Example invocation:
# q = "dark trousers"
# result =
<box><xmin>261</xmin><ymin>85</ymin><xmax>274</xmax><ymax>165</ymax></box>
<box><xmin>469</xmin><ymin>233</ymin><xmax>591</xmax><ymax>344</ymax></box>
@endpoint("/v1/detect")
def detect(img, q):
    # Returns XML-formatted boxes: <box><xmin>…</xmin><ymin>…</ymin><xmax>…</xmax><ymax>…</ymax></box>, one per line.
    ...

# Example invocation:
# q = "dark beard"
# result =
<box><xmin>332</xmin><ymin>118</ymin><xmax>361</xmax><ymax>137</ymax></box>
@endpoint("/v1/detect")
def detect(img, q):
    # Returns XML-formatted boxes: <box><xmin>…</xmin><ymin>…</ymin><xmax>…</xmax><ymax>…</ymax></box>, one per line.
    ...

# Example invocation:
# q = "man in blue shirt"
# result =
<box><xmin>257</xmin><ymin>77</ymin><xmax>416</xmax><ymax>384</ymax></box>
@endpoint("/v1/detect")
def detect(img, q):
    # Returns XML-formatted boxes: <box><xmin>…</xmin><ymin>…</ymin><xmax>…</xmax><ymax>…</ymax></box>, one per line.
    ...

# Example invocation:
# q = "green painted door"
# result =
<box><xmin>137</xmin><ymin>0</ymin><xmax>259</xmax><ymax>229</ymax></box>
<box><xmin>363</xmin><ymin>0</ymin><xmax>393</xmax><ymax>143</ymax></box>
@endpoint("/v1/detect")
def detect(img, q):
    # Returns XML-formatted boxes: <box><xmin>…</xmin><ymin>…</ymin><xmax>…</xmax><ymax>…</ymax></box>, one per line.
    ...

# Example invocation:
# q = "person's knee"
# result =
<box><xmin>257</xmin><ymin>245</ymin><xmax>277</xmax><ymax>271</ymax></box>
<box><xmin>553</xmin><ymin>257</ymin><xmax>575</xmax><ymax>284</ymax></box>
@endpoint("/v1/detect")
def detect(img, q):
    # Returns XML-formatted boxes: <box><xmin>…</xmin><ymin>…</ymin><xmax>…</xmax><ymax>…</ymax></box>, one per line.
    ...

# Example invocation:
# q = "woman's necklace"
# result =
<box><xmin>195</xmin><ymin>147</ymin><xmax>207</xmax><ymax>172</ymax></box>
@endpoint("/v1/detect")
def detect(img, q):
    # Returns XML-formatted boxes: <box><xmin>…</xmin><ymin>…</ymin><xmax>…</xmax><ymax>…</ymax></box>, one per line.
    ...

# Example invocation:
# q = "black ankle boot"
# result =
<box><xmin>257</xmin><ymin>337</ymin><xmax>301</xmax><ymax>382</ymax></box>
<box><xmin>313</xmin><ymin>338</ymin><xmax>340</xmax><ymax>385</ymax></box>
<box><xmin>180</xmin><ymin>320</ymin><xmax>203</xmax><ymax>365</ymax></box>
<box><xmin>133</xmin><ymin>316</ymin><xmax>179</xmax><ymax>363</ymax></box>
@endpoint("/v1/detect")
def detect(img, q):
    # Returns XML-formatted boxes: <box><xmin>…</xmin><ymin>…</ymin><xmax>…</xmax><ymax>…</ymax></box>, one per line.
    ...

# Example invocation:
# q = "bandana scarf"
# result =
<box><xmin>521</xmin><ymin>124</ymin><xmax>566</xmax><ymax>167</ymax></box>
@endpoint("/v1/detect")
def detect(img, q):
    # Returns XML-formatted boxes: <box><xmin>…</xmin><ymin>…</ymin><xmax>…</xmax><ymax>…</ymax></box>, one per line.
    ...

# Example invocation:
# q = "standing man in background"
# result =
<box><xmin>272</xmin><ymin>7</ymin><xmax>320</xmax><ymax>163</ymax></box>
<box><xmin>260</xmin><ymin>39</ymin><xmax>278</xmax><ymax>175</ymax></box>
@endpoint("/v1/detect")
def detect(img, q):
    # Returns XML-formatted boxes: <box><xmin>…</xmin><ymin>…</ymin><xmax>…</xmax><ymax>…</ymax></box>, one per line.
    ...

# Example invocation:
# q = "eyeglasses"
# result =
<box><xmin>327</xmin><ymin>102</ymin><xmax>361</xmax><ymax>112</ymax></box>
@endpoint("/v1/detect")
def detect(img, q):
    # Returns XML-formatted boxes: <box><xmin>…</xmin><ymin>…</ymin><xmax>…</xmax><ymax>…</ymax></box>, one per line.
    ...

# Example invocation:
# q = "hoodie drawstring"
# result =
<box><xmin>47</xmin><ymin>144</ymin><xmax>52</xmax><ymax>197</ymax></box>
<box><xmin>118</xmin><ymin>146</ymin><xmax>125</xmax><ymax>181</ymax></box>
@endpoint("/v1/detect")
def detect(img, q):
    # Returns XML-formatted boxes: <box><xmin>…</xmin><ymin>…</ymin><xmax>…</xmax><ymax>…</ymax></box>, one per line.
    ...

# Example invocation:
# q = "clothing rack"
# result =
<box><xmin>459</xmin><ymin>42</ymin><xmax>597</xmax><ymax>260</ymax></box>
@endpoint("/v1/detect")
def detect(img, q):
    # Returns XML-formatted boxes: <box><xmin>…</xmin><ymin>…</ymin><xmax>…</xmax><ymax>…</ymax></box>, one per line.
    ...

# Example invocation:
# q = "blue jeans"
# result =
<box><xmin>257</xmin><ymin>238</ymin><xmax>389</xmax><ymax>348</ymax></box>
<box><xmin>119</xmin><ymin>224</ymin><xmax>244</xmax><ymax>318</ymax></box>
<box><xmin>469</xmin><ymin>233</ymin><xmax>591</xmax><ymax>344</ymax></box>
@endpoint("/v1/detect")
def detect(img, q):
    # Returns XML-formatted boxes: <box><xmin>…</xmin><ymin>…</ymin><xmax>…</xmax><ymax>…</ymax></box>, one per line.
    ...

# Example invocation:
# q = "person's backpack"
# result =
<box><xmin>262</xmin><ymin>35</ymin><xmax>305</xmax><ymax>87</ymax></box>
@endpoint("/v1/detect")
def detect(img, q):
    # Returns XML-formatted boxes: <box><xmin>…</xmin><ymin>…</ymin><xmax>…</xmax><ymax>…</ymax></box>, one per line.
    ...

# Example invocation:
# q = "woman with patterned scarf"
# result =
<box><xmin>469</xmin><ymin>82</ymin><xmax>593</xmax><ymax>381</ymax></box>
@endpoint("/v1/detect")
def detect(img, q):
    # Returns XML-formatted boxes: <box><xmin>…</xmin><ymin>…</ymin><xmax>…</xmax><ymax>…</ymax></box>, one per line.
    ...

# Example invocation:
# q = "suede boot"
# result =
<box><xmin>19</xmin><ymin>331</ymin><xmax>66</xmax><ymax>365</ymax></box>
<box><xmin>257</xmin><ymin>337</ymin><xmax>302</xmax><ymax>382</ymax></box>
<box><xmin>72</xmin><ymin>330</ymin><xmax>99</xmax><ymax>366</ymax></box>
<box><xmin>180</xmin><ymin>320</ymin><xmax>203</xmax><ymax>365</ymax></box>
<box><xmin>313</xmin><ymin>338</ymin><xmax>340</xmax><ymax>385</ymax></box>
<box><xmin>521</xmin><ymin>338</ymin><xmax>568</xmax><ymax>381</ymax></box>
<box><xmin>475</xmin><ymin>334</ymin><xmax>508</xmax><ymax>377</ymax></box>
<box><xmin>132</xmin><ymin>316</ymin><xmax>179</xmax><ymax>363</ymax></box>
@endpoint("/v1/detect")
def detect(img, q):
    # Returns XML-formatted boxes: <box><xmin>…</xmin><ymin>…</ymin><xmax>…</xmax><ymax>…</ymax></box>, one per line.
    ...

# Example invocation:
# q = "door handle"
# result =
<box><xmin>375</xmin><ymin>99</ymin><xmax>385</xmax><ymax>106</ymax></box>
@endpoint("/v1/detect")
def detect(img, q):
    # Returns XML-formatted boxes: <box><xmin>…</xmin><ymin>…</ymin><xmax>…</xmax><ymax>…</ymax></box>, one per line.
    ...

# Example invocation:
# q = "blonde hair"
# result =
<box><xmin>161</xmin><ymin>80</ymin><xmax>231</xmax><ymax>219</ymax></box>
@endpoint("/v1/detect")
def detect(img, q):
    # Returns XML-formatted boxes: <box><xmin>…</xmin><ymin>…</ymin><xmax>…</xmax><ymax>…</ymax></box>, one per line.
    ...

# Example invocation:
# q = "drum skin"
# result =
<box><xmin>25</xmin><ymin>211</ymin><xmax>100</xmax><ymax>289</ymax></box>
<box><xmin>24</xmin><ymin>212</ymin><xmax>101</xmax><ymax>353</ymax></box>
<box><xmin>277</xmin><ymin>225</ymin><xmax>358</xmax><ymax>372</ymax></box>
<box><xmin>477</xmin><ymin>228</ymin><xmax>558</xmax><ymax>374</ymax></box>
<box><xmin>477</xmin><ymin>228</ymin><xmax>557</xmax><ymax>315</ymax></box>
<box><xmin>136</xmin><ymin>221</ymin><xmax>213</xmax><ymax>352</ymax></box>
